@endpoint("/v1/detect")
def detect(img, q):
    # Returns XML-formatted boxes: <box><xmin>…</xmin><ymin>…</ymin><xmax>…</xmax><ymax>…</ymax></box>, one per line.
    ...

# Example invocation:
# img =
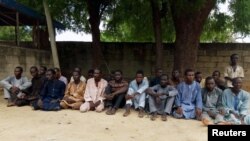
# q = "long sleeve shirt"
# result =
<box><xmin>64</xmin><ymin>81</ymin><xmax>86</xmax><ymax>100</ymax></box>
<box><xmin>41</xmin><ymin>79</ymin><xmax>66</xmax><ymax>101</ymax></box>
<box><xmin>0</xmin><ymin>76</ymin><xmax>31</xmax><ymax>91</ymax></box>
<box><xmin>201</xmin><ymin>87</ymin><xmax>223</xmax><ymax>112</ymax></box>
<box><xmin>222</xmin><ymin>88</ymin><xmax>249</xmax><ymax>116</ymax></box>
<box><xmin>129</xmin><ymin>78</ymin><xmax>149</xmax><ymax>95</ymax></box>
<box><xmin>149</xmin><ymin>84</ymin><xmax>178</xmax><ymax>99</ymax></box>
<box><xmin>175</xmin><ymin>81</ymin><xmax>202</xmax><ymax>110</ymax></box>
<box><xmin>84</xmin><ymin>78</ymin><xmax>108</xmax><ymax>103</ymax></box>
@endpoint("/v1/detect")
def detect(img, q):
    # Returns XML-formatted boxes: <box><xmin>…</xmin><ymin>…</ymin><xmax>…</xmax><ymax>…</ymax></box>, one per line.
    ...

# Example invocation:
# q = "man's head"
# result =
<box><xmin>155</xmin><ymin>68</ymin><xmax>163</xmax><ymax>78</ymax></box>
<box><xmin>114</xmin><ymin>70</ymin><xmax>123</xmax><ymax>81</ymax></box>
<box><xmin>172</xmin><ymin>69</ymin><xmax>180</xmax><ymax>79</ymax></box>
<box><xmin>74</xmin><ymin>67</ymin><xmax>82</xmax><ymax>75</ymax></box>
<box><xmin>212</xmin><ymin>70</ymin><xmax>220</xmax><ymax>80</ymax></box>
<box><xmin>93</xmin><ymin>68</ymin><xmax>102</xmax><ymax>81</ymax></box>
<box><xmin>135</xmin><ymin>70</ymin><xmax>144</xmax><ymax>84</ymax></box>
<box><xmin>72</xmin><ymin>71</ymin><xmax>81</xmax><ymax>82</ymax></box>
<box><xmin>205</xmin><ymin>76</ymin><xmax>215</xmax><ymax>91</ymax></box>
<box><xmin>39</xmin><ymin>66</ymin><xmax>47</xmax><ymax>76</ymax></box>
<box><xmin>14</xmin><ymin>66</ymin><xmax>23</xmax><ymax>78</ymax></box>
<box><xmin>88</xmin><ymin>69</ymin><xmax>94</xmax><ymax>79</ymax></box>
<box><xmin>160</xmin><ymin>74</ymin><xmax>169</xmax><ymax>87</ymax></box>
<box><xmin>230</xmin><ymin>54</ymin><xmax>239</xmax><ymax>65</ymax></box>
<box><xmin>109</xmin><ymin>70</ymin><xmax>115</xmax><ymax>81</ymax></box>
<box><xmin>184</xmin><ymin>69</ymin><xmax>195</xmax><ymax>83</ymax></box>
<box><xmin>46</xmin><ymin>69</ymin><xmax>56</xmax><ymax>80</ymax></box>
<box><xmin>30</xmin><ymin>66</ymin><xmax>39</xmax><ymax>78</ymax></box>
<box><xmin>54</xmin><ymin>68</ymin><xmax>61</xmax><ymax>79</ymax></box>
<box><xmin>232</xmin><ymin>77</ymin><xmax>243</xmax><ymax>92</ymax></box>
<box><xmin>195</xmin><ymin>72</ymin><xmax>203</xmax><ymax>83</ymax></box>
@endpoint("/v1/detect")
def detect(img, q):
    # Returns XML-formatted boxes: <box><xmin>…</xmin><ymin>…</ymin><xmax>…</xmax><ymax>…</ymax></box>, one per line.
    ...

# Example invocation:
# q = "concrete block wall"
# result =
<box><xmin>0</xmin><ymin>44</ymin><xmax>53</xmax><ymax>80</ymax></box>
<box><xmin>1</xmin><ymin>42</ymin><xmax>250</xmax><ymax>91</ymax></box>
<box><xmin>57</xmin><ymin>42</ymin><xmax>250</xmax><ymax>91</ymax></box>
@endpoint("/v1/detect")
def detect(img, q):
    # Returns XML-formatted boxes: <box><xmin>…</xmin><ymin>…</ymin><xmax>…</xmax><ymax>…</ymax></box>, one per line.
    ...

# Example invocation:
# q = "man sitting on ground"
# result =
<box><xmin>146</xmin><ymin>74</ymin><xmax>178</xmax><ymax>121</ymax></box>
<box><xmin>80</xmin><ymin>68</ymin><xmax>108</xmax><ymax>113</ymax></box>
<box><xmin>222</xmin><ymin>77</ymin><xmax>250</xmax><ymax>125</ymax></box>
<box><xmin>123</xmin><ymin>70</ymin><xmax>149</xmax><ymax>118</ymax></box>
<box><xmin>104</xmin><ymin>70</ymin><xmax>128</xmax><ymax>115</ymax></box>
<box><xmin>33</xmin><ymin>69</ymin><xmax>66</xmax><ymax>111</ymax></box>
<box><xmin>0</xmin><ymin>66</ymin><xmax>31</xmax><ymax>107</ymax></box>
<box><xmin>20</xmin><ymin>66</ymin><xmax>46</xmax><ymax>106</ymax></box>
<box><xmin>201</xmin><ymin>76</ymin><xmax>228</xmax><ymax>125</ymax></box>
<box><xmin>173</xmin><ymin>69</ymin><xmax>202</xmax><ymax>120</ymax></box>
<box><xmin>60</xmin><ymin>71</ymin><xmax>86</xmax><ymax>110</ymax></box>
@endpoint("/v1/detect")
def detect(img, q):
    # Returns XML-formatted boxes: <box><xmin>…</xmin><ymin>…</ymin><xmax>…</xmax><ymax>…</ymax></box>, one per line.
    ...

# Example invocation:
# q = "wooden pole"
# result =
<box><xmin>15</xmin><ymin>12</ymin><xmax>19</xmax><ymax>46</ymax></box>
<box><xmin>43</xmin><ymin>0</ymin><xmax>60</xmax><ymax>68</ymax></box>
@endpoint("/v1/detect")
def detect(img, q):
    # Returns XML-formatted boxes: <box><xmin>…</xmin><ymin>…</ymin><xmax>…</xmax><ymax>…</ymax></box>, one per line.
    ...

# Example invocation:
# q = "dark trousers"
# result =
<box><xmin>105</xmin><ymin>94</ymin><xmax>125</xmax><ymax>108</ymax></box>
<box><xmin>9</xmin><ymin>91</ymin><xmax>29</xmax><ymax>106</ymax></box>
<box><xmin>15</xmin><ymin>99</ymin><xmax>30</xmax><ymax>106</ymax></box>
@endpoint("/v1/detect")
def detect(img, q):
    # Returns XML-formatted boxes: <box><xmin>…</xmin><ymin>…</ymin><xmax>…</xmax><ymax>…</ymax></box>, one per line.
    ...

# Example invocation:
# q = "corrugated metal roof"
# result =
<box><xmin>0</xmin><ymin>0</ymin><xmax>64</xmax><ymax>29</ymax></box>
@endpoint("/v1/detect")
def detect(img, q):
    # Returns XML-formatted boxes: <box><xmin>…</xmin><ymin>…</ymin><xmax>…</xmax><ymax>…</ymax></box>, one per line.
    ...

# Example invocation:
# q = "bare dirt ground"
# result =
<box><xmin>0</xmin><ymin>91</ymin><xmax>207</xmax><ymax>141</ymax></box>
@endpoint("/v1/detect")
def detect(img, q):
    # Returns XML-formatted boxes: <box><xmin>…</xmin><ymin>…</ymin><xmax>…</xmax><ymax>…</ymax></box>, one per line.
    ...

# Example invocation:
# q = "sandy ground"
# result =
<box><xmin>0</xmin><ymin>92</ymin><xmax>207</xmax><ymax>141</ymax></box>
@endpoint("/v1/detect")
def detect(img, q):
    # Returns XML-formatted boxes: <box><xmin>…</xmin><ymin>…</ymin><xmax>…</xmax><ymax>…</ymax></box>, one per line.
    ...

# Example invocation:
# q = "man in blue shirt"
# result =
<box><xmin>33</xmin><ymin>69</ymin><xmax>66</xmax><ymax>111</ymax></box>
<box><xmin>173</xmin><ymin>69</ymin><xmax>202</xmax><ymax>120</ymax></box>
<box><xmin>222</xmin><ymin>77</ymin><xmax>250</xmax><ymax>125</ymax></box>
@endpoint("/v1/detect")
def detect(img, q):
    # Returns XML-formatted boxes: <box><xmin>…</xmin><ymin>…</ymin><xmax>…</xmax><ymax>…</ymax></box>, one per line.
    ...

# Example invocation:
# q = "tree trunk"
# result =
<box><xmin>170</xmin><ymin>0</ymin><xmax>216</xmax><ymax>74</ymax></box>
<box><xmin>150</xmin><ymin>0</ymin><xmax>163</xmax><ymax>69</ymax></box>
<box><xmin>87</xmin><ymin>0</ymin><xmax>103</xmax><ymax>68</ymax></box>
<box><xmin>43</xmin><ymin>0</ymin><xmax>60</xmax><ymax>68</ymax></box>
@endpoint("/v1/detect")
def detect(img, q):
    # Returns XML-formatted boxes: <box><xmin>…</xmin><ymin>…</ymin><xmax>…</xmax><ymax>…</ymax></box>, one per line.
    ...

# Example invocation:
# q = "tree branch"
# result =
<box><xmin>99</xmin><ymin>0</ymin><xmax>111</xmax><ymax>18</ymax></box>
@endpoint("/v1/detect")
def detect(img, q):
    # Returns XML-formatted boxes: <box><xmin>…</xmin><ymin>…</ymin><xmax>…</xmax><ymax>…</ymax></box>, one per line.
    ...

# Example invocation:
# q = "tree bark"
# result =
<box><xmin>43</xmin><ymin>0</ymin><xmax>60</xmax><ymax>68</ymax></box>
<box><xmin>150</xmin><ymin>0</ymin><xmax>163</xmax><ymax>69</ymax></box>
<box><xmin>87</xmin><ymin>0</ymin><xmax>103</xmax><ymax>68</ymax></box>
<box><xmin>170</xmin><ymin>0</ymin><xmax>216</xmax><ymax>74</ymax></box>
<box><xmin>15</xmin><ymin>12</ymin><xmax>20</xmax><ymax>46</ymax></box>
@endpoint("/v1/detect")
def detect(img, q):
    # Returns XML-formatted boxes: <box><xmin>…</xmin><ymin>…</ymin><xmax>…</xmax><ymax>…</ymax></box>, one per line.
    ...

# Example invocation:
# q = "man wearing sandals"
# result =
<box><xmin>123</xmin><ymin>70</ymin><xmax>149</xmax><ymax>118</ymax></box>
<box><xmin>104</xmin><ymin>70</ymin><xmax>128</xmax><ymax>115</ymax></box>
<box><xmin>0</xmin><ymin>66</ymin><xmax>31</xmax><ymax>107</ymax></box>
<box><xmin>201</xmin><ymin>76</ymin><xmax>228</xmax><ymax>125</ymax></box>
<box><xmin>173</xmin><ymin>69</ymin><xmax>202</xmax><ymax>120</ymax></box>
<box><xmin>60</xmin><ymin>71</ymin><xmax>85</xmax><ymax>110</ymax></box>
<box><xmin>80</xmin><ymin>68</ymin><xmax>108</xmax><ymax>113</ymax></box>
<box><xmin>146</xmin><ymin>74</ymin><xmax>178</xmax><ymax>121</ymax></box>
<box><xmin>222</xmin><ymin>77</ymin><xmax>250</xmax><ymax>125</ymax></box>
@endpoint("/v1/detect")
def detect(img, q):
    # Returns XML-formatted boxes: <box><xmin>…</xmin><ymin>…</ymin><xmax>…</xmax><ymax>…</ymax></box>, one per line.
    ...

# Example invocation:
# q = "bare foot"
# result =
<box><xmin>202</xmin><ymin>118</ymin><xmax>213</xmax><ymax>126</ymax></box>
<box><xmin>217</xmin><ymin>121</ymin><xmax>232</xmax><ymax>125</ymax></box>
<box><xmin>7</xmin><ymin>102</ymin><xmax>15</xmax><ymax>107</ymax></box>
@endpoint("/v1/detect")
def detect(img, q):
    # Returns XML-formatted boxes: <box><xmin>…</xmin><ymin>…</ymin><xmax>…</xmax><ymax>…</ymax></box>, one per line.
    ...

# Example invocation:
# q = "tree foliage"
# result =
<box><xmin>101</xmin><ymin>0</ymin><xmax>175</xmax><ymax>42</ymax></box>
<box><xmin>102</xmin><ymin>0</ymin><xmax>250</xmax><ymax>43</ymax></box>
<box><xmin>3</xmin><ymin>0</ymin><xmax>250</xmax><ymax>43</ymax></box>
<box><xmin>229</xmin><ymin>0</ymin><xmax>250</xmax><ymax>37</ymax></box>
<box><xmin>0</xmin><ymin>26</ymin><xmax>32</xmax><ymax>41</ymax></box>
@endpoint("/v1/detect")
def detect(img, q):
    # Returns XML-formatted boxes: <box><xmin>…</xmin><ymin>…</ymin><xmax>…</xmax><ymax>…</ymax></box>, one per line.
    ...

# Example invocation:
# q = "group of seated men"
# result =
<box><xmin>0</xmin><ymin>53</ymin><xmax>250</xmax><ymax>125</ymax></box>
